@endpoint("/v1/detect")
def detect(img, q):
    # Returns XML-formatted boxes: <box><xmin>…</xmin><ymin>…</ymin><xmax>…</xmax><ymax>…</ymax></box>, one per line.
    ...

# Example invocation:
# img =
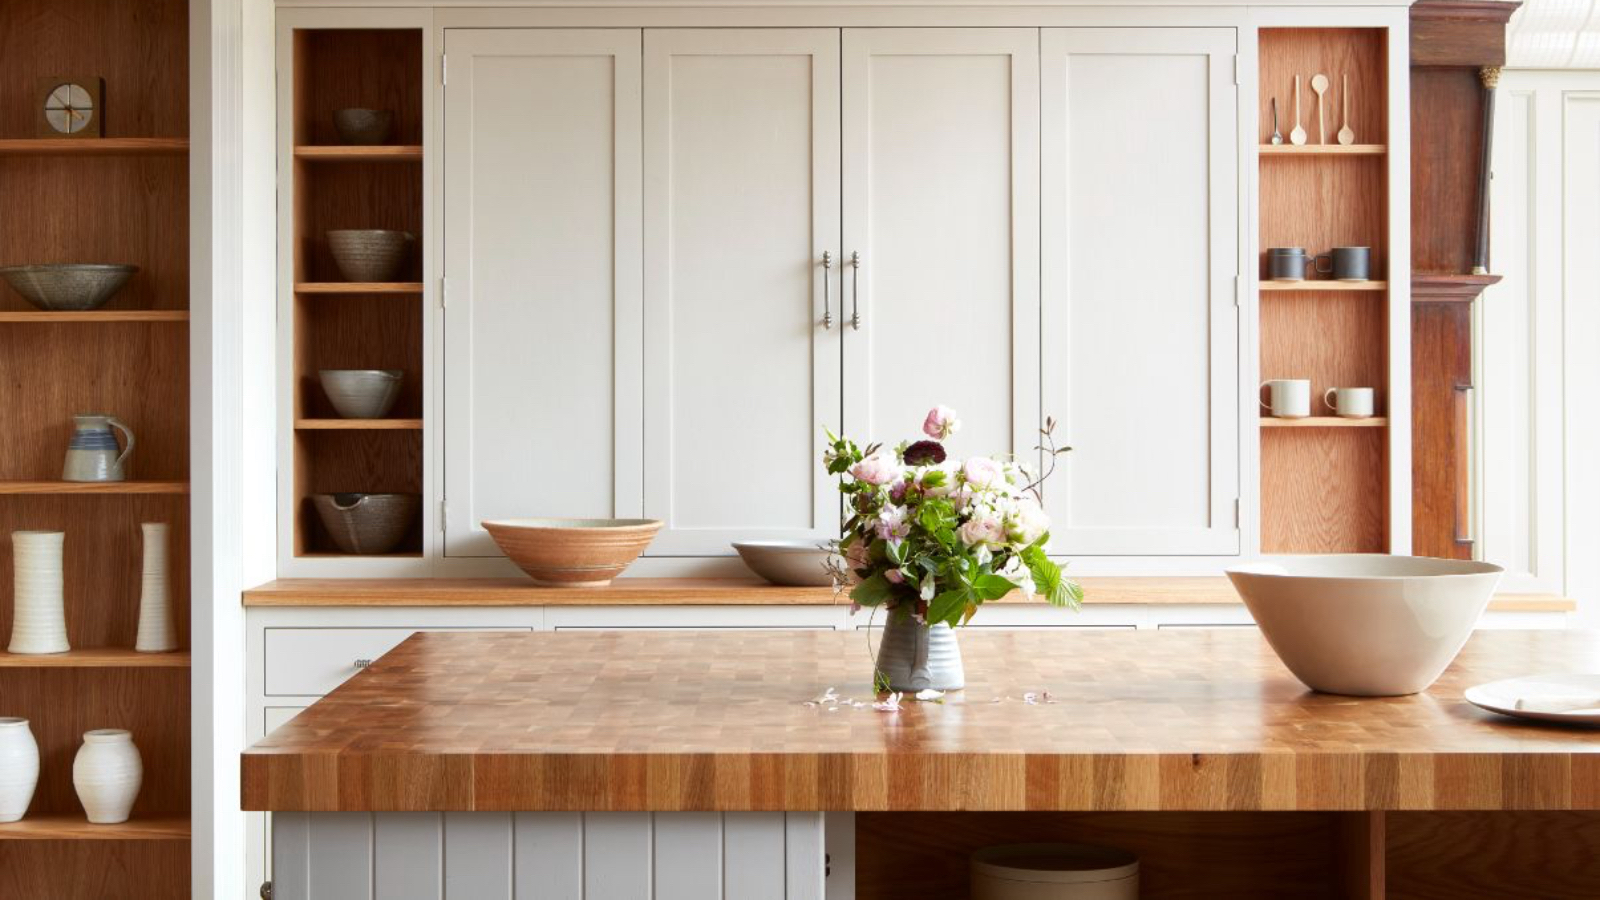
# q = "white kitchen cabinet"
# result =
<box><xmin>841</xmin><ymin>28</ymin><xmax>1042</xmax><ymax>460</ymax></box>
<box><xmin>642</xmin><ymin>29</ymin><xmax>842</xmax><ymax>555</ymax></box>
<box><xmin>1039</xmin><ymin>28</ymin><xmax>1241</xmax><ymax>556</ymax></box>
<box><xmin>441</xmin><ymin>29</ymin><xmax>644</xmax><ymax>556</ymax></box>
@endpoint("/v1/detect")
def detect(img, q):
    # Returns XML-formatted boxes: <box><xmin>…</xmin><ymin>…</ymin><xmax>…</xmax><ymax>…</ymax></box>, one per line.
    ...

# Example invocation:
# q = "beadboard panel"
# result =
<box><xmin>272</xmin><ymin>812</ymin><xmax>827</xmax><ymax>900</ymax></box>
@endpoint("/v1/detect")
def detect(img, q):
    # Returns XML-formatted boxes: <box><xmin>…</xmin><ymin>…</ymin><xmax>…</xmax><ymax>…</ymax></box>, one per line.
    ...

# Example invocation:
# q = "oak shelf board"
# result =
<box><xmin>1260</xmin><ymin>280</ymin><xmax>1388</xmax><ymax>292</ymax></box>
<box><xmin>0</xmin><ymin>310</ymin><xmax>189</xmax><ymax>323</ymax></box>
<box><xmin>0</xmin><ymin>815</ymin><xmax>190</xmax><ymax>841</ymax></box>
<box><xmin>1259</xmin><ymin>143</ymin><xmax>1387</xmax><ymax>156</ymax></box>
<box><xmin>1261</xmin><ymin>417</ymin><xmax>1389</xmax><ymax>428</ymax></box>
<box><xmin>0</xmin><ymin>137</ymin><xmax>189</xmax><ymax>157</ymax></box>
<box><xmin>240</xmin><ymin>576</ymin><xmax>1570</xmax><ymax>613</ymax></box>
<box><xmin>0</xmin><ymin>481</ymin><xmax>188</xmax><ymax>495</ymax></box>
<box><xmin>295</xmin><ymin>282</ymin><xmax>424</xmax><ymax>295</ymax></box>
<box><xmin>0</xmin><ymin>649</ymin><xmax>189</xmax><ymax>668</ymax></box>
<box><xmin>294</xmin><ymin>145</ymin><xmax>422</xmax><ymax>162</ymax></box>
<box><xmin>295</xmin><ymin>418</ymin><xmax>423</xmax><ymax>431</ymax></box>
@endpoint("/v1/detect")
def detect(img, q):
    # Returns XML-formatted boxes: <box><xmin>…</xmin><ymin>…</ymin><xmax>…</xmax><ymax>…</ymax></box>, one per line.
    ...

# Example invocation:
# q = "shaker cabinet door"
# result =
<box><xmin>441</xmin><ymin>29</ymin><xmax>643</xmax><ymax>556</ymax></box>
<box><xmin>840</xmin><ymin>28</ymin><xmax>1041</xmax><ymax>463</ymax></box>
<box><xmin>1040</xmin><ymin>28</ymin><xmax>1240</xmax><ymax>555</ymax></box>
<box><xmin>641</xmin><ymin>29</ymin><xmax>842</xmax><ymax>555</ymax></box>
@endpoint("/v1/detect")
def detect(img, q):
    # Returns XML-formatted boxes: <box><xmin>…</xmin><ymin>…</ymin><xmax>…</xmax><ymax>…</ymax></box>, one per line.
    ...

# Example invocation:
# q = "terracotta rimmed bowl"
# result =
<box><xmin>1226</xmin><ymin>554</ymin><xmax>1504</xmax><ymax>696</ymax></box>
<box><xmin>732</xmin><ymin>541</ymin><xmax>839</xmax><ymax>587</ymax></box>
<box><xmin>483</xmin><ymin>518</ymin><xmax>662</xmax><ymax>587</ymax></box>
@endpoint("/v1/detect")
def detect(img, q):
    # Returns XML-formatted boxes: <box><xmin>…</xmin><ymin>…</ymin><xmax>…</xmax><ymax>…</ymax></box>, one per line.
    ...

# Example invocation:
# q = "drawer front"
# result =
<box><xmin>264</xmin><ymin>627</ymin><xmax>528</xmax><ymax>697</ymax></box>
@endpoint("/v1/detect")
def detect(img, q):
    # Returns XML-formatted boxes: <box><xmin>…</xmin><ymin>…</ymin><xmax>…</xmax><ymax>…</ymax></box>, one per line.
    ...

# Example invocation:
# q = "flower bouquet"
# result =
<box><xmin>824</xmin><ymin>406</ymin><xmax>1082</xmax><ymax>691</ymax></box>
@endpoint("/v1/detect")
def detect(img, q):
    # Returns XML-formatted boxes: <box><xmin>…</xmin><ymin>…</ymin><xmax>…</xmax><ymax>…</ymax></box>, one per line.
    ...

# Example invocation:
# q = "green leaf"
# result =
<box><xmin>972</xmin><ymin>573</ymin><xmax>1018</xmax><ymax>602</ymax></box>
<box><xmin>885</xmin><ymin>540</ymin><xmax>906</xmax><ymax>565</ymax></box>
<box><xmin>850</xmin><ymin>573</ymin><xmax>896</xmax><ymax>607</ymax></box>
<box><xmin>927</xmin><ymin>587</ymin><xmax>971</xmax><ymax>627</ymax></box>
<box><xmin>1022</xmin><ymin>550</ymin><xmax>1080</xmax><ymax>610</ymax></box>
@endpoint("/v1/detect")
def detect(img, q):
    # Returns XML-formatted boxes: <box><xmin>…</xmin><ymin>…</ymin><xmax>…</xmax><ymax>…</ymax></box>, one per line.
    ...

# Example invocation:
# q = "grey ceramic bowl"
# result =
<box><xmin>319</xmin><ymin>369</ymin><xmax>403</xmax><ymax>419</ymax></box>
<box><xmin>312</xmin><ymin>493</ymin><xmax>419</xmax><ymax>555</ymax></box>
<box><xmin>732</xmin><ymin>541</ymin><xmax>840</xmax><ymax>587</ymax></box>
<box><xmin>332</xmin><ymin>108</ymin><xmax>395</xmax><ymax>146</ymax></box>
<box><xmin>327</xmin><ymin>230</ymin><xmax>413</xmax><ymax>283</ymax></box>
<box><xmin>0</xmin><ymin>264</ymin><xmax>138</xmax><ymax>311</ymax></box>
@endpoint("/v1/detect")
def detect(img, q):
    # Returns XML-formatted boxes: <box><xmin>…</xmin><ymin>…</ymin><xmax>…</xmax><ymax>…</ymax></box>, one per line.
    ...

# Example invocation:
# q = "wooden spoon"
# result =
<box><xmin>1289</xmin><ymin>75</ymin><xmax>1307</xmax><ymax>146</ymax></box>
<box><xmin>1310</xmin><ymin>73</ymin><xmax>1329</xmax><ymax>144</ymax></box>
<box><xmin>1338</xmin><ymin>73</ymin><xmax>1356</xmax><ymax>145</ymax></box>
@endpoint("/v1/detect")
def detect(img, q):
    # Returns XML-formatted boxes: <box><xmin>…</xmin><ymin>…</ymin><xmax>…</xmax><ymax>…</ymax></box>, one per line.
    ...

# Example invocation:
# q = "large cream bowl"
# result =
<box><xmin>1226</xmin><ymin>555</ymin><xmax>1504</xmax><ymax>696</ymax></box>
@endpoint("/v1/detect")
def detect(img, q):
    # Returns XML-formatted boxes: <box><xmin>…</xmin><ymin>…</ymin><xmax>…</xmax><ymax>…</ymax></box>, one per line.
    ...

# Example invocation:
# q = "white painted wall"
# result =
<box><xmin>1481</xmin><ymin>69</ymin><xmax>1600</xmax><ymax>625</ymax></box>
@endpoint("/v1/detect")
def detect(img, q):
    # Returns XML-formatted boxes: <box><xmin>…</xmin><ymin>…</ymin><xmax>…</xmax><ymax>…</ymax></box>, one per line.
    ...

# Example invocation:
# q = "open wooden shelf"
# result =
<box><xmin>1262</xmin><ymin>416</ymin><xmax>1388</xmax><ymax>428</ymax></box>
<box><xmin>1259</xmin><ymin>143</ymin><xmax>1386</xmax><ymax>156</ymax></box>
<box><xmin>295</xmin><ymin>418</ymin><xmax>423</xmax><ymax>431</ymax></box>
<box><xmin>0</xmin><ymin>481</ymin><xmax>188</xmax><ymax>495</ymax></box>
<box><xmin>0</xmin><ymin>815</ymin><xmax>189</xmax><ymax>841</ymax></box>
<box><xmin>295</xmin><ymin>145</ymin><xmax>422</xmax><ymax>162</ymax></box>
<box><xmin>0</xmin><ymin>138</ymin><xmax>188</xmax><ymax>157</ymax></box>
<box><xmin>0</xmin><ymin>649</ymin><xmax>189</xmax><ymax>668</ymax></box>
<box><xmin>295</xmin><ymin>282</ymin><xmax>423</xmax><ymax>295</ymax></box>
<box><xmin>1261</xmin><ymin>280</ymin><xmax>1387</xmax><ymax>292</ymax></box>
<box><xmin>0</xmin><ymin>310</ymin><xmax>189</xmax><ymax>323</ymax></box>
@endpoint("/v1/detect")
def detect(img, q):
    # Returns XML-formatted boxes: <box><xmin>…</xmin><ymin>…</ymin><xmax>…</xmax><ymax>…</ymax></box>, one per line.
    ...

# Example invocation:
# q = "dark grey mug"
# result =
<box><xmin>1267</xmin><ymin>247</ymin><xmax>1311</xmax><ymax>281</ymax></box>
<box><xmin>1331</xmin><ymin>246</ymin><xmax>1371</xmax><ymax>281</ymax></box>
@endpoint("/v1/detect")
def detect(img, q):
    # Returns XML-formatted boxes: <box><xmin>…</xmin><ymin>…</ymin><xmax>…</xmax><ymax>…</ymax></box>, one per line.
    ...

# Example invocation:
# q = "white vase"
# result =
<box><xmin>134</xmin><ymin>523</ymin><xmax>175</xmax><ymax>653</ymax></box>
<box><xmin>0</xmin><ymin>718</ymin><xmax>39</xmax><ymax>823</ymax></box>
<box><xmin>9</xmin><ymin>530</ymin><xmax>69</xmax><ymax>655</ymax></box>
<box><xmin>73</xmin><ymin>729</ymin><xmax>142</xmax><ymax>824</ymax></box>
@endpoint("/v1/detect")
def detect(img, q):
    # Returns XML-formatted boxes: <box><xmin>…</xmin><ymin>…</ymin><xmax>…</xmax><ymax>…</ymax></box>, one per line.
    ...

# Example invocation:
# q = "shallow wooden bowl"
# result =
<box><xmin>482</xmin><ymin>518</ymin><xmax>662</xmax><ymax>587</ymax></box>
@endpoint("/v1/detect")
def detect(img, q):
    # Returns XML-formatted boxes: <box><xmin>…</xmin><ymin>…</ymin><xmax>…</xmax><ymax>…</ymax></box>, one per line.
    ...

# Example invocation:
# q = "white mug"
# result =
<box><xmin>1260</xmin><ymin>379</ymin><xmax>1311</xmax><ymax>418</ymax></box>
<box><xmin>1324</xmin><ymin>386</ymin><xmax>1375</xmax><ymax>418</ymax></box>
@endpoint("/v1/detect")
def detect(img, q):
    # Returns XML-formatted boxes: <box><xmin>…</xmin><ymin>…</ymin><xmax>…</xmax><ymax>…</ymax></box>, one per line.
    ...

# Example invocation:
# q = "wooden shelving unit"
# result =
<box><xmin>1258</xmin><ymin>28</ymin><xmax>1392</xmax><ymax>555</ymax></box>
<box><xmin>0</xmin><ymin>0</ymin><xmax>192</xmax><ymax>891</ymax></box>
<box><xmin>289</xmin><ymin>28</ymin><xmax>425</xmax><ymax>559</ymax></box>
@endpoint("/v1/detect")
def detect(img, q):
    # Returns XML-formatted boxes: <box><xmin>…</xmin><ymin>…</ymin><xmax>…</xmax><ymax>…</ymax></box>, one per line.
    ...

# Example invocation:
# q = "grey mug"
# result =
<box><xmin>1267</xmin><ymin>247</ymin><xmax>1312</xmax><ymax>282</ymax></box>
<box><xmin>1331</xmin><ymin>246</ymin><xmax>1371</xmax><ymax>281</ymax></box>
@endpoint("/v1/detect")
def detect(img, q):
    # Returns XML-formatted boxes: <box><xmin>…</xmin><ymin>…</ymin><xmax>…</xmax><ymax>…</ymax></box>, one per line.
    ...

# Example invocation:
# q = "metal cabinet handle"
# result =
<box><xmin>353</xmin><ymin>658</ymin><xmax>373</xmax><ymax>670</ymax></box>
<box><xmin>850</xmin><ymin>251</ymin><xmax>862</xmax><ymax>330</ymax></box>
<box><xmin>822</xmin><ymin>251</ymin><xmax>833</xmax><ymax>329</ymax></box>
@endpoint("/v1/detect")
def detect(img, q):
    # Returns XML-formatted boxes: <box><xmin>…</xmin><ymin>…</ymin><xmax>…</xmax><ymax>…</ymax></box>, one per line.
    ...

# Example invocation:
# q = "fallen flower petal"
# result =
<box><xmin>873</xmin><ymin>692</ymin><xmax>904</xmax><ymax>712</ymax></box>
<box><xmin>914</xmin><ymin>689</ymin><xmax>945</xmax><ymax>702</ymax></box>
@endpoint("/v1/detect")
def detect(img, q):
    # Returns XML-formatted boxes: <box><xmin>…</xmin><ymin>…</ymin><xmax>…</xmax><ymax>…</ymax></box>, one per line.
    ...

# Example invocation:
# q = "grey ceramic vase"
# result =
<box><xmin>875</xmin><ymin>613</ymin><xmax>965</xmax><ymax>692</ymax></box>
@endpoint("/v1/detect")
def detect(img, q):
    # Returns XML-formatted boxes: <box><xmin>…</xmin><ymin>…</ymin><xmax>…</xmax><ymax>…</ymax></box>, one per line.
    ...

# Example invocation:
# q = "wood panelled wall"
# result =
<box><xmin>1409</xmin><ymin>0</ymin><xmax>1519</xmax><ymax>559</ymax></box>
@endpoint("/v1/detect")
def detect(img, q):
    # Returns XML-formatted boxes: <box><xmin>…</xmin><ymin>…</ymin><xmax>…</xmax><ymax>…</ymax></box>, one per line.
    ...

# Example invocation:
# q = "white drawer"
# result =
<box><xmin>264</xmin><ymin>626</ymin><xmax>529</xmax><ymax>696</ymax></box>
<box><xmin>264</xmin><ymin>705</ymin><xmax>308</xmax><ymax>734</ymax></box>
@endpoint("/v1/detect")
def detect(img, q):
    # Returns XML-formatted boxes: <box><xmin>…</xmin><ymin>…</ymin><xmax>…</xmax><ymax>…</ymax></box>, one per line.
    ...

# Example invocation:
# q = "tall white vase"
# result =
<box><xmin>0</xmin><ymin>717</ymin><xmax>39</xmax><ymax>823</ymax></box>
<box><xmin>134</xmin><ymin>522</ymin><xmax>175</xmax><ymax>653</ymax></box>
<box><xmin>9</xmin><ymin>530</ymin><xmax>69</xmax><ymax>655</ymax></box>
<box><xmin>73</xmin><ymin>729</ymin><xmax>142</xmax><ymax>824</ymax></box>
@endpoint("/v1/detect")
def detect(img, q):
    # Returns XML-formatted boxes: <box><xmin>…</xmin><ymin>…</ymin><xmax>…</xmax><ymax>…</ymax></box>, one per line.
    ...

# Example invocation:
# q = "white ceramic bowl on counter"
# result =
<box><xmin>1226</xmin><ymin>555</ymin><xmax>1504</xmax><ymax>696</ymax></box>
<box><xmin>732</xmin><ymin>541</ymin><xmax>840</xmax><ymax>587</ymax></box>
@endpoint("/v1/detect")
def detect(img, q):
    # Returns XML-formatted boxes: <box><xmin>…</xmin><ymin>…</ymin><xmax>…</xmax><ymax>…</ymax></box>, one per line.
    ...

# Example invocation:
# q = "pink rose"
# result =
<box><xmin>923</xmin><ymin>405</ymin><xmax>961</xmax><ymax>440</ymax></box>
<box><xmin>850</xmin><ymin>451</ymin><xmax>901</xmax><ymax>486</ymax></box>
<box><xmin>963</xmin><ymin>457</ymin><xmax>1004</xmax><ymax>490</ymax></box>
<box><xmin>958</xmin><ymin>516</ymin><xmax>1005</xmax><ymax>548</ymax></box>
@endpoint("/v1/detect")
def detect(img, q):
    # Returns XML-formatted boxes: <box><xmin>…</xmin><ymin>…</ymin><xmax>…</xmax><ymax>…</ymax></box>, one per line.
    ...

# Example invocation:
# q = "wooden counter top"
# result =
<box><xmin>241</xmin><ymin>576</ymin><xmax>1575</xmax><ymax>611</ymax></box>
<box><xmin>242</xmin><ymin>629</ymin><xmax>1600</xmax><ymax>814</ymax></box>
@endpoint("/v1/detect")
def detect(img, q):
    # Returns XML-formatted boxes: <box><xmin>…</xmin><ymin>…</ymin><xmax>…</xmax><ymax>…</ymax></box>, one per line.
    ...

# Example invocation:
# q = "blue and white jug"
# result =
<box><xmin>62</xmin><ymin>414</ymin><xmax>134</xmax><ymax>482</ymax></box>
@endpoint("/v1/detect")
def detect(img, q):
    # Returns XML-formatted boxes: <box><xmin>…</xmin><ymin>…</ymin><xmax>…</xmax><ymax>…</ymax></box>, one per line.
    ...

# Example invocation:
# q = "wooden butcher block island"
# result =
<box><xmin>246</xmin><ymin>629</ymin><xmax>1600</xmax><ymax>899</ymax></box>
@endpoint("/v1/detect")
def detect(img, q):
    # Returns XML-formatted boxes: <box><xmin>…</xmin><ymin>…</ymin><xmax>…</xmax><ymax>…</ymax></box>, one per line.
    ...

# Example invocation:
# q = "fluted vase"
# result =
<box><xmin>0</xmin><ymin>718</ymin><xmax>39</xmax><ymax>823</ymax></box>
<box><xmin>875</xmin><ymin>613</ymin><xmax>965</xmax><ymax>692</ymax></box>
<box><xmin>134</xmin><ymin>523</ymin><xmax>175</xmax><ymax>652</ymax></box>
<box><xmin>73</xmin><ymin>729</ymin><xmax>142</xmax><ymax>824</ymax></box>
<box><xmin>9</xmin><ymin>530</ymin><xmax>69</xmax><ymax>654</ymax></box>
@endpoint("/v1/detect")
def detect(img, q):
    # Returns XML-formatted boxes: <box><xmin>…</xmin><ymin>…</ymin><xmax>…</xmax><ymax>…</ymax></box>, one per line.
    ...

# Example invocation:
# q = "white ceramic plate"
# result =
<box><xmin>1464</xmin><ymin>673</ymin><xmax>1600</xmax><ymax>725</ymax></box>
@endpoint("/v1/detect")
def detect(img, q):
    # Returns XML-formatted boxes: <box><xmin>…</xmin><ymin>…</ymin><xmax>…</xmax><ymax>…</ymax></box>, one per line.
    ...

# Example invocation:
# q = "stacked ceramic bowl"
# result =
<box><xmin>313</xmin><ymin>493</ymin><xmax>420</xmax><ymax>555</ymax></box>
<box><xmin>327</xmin><ymin>230</ymin><xmax>413</xmax><ymax>283</ymax></box>
<box><xmin>332</xmin><ymin>108</ymin><xmax>395</xmax><ymax>146</ymax></box>
<box><xmin>319</xmin><ymin>369</ymin><xmax>403</xmax><ymax>419</ymax></box>
<box><xmin>0</xmin><ymin>264</ymin><xmax>138</xmax><ymax>311</ymax></box>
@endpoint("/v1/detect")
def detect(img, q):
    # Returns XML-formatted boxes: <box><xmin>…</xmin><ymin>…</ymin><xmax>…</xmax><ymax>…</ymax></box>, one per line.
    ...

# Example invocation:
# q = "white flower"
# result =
<box><xmin>997</xmin><ymin>554</ymin><xmax>1037</xmax><ymax>599</ymax></box>
<box><xmin>850</xmin><ymin>451</ymin><xmax>902</xmax><ymax>486</ymax></box>
<box><xmin>917</xmin><ymin>462</ymin><xmax>959</xmax><ymax>497</ymax></box>
<box><xmin>874</xmin><ymin>692</ymin><xmax>904</xmax><ymax>712</ymax></box>
<box><xmin>963</xmin><ymin>457</ymin><xmax>1005</xmax><ymax>490</ymax></box>
<box><xmin>1007</xmin><ymin>496</ymin><xmax>1050</xmax><ymax>546</ymax></box>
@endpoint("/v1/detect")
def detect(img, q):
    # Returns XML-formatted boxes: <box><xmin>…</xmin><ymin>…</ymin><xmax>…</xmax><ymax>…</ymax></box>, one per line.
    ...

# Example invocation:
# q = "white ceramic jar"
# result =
<box><xmin>0</xmin><ymin>717</ymin><xmax>39</xmax><ymax>823</ymax></box>
<box><xmin>73</xmin><ymin>729</ymin><xmax>142</xmax><ymax>824</ymax></box>
<box><xmin>971</xmin><ymin>843</ymin><xmax>1140</xmax><ymax>900</ymax></box>
<box><xmin>9</xmin><ymin>530</ymin><xmax>69</xmax><ymax>654</ymax></box>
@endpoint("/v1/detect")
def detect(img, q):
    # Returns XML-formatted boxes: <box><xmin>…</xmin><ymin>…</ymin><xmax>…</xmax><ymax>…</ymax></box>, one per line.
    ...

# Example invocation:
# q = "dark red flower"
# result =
<box><xmin>903</xmin><ymin>440</ymin><xmax>946</xmax><ymax>466</ymax></box>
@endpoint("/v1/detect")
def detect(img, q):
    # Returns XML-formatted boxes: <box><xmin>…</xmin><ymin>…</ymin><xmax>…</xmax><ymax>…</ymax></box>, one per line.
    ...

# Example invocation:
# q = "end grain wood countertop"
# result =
<box><xmin>242</xmin><ymin>629</ymin><xmax>1600</xmax><ymax>813</ymax></box>
<box><xmin>241</xmin><ymin>576</ymin><xmax>1575</xmax><ymax>611</ymax></box>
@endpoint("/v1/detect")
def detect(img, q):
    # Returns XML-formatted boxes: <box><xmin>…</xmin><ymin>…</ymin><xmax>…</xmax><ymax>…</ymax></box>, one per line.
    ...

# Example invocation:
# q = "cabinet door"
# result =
<box><xmin>642</xmin><ymin>29</ymin><xmax>842</xmax><ymax>555</ymax></box>
<box><xmin>1040</xmin><ymin>28</ymin><xmax>1239</xmax><ymax>556</ymax></box>
<box><xmin>841</xmin><ymin>29</ymin><xmax>1041</xmax><ymax>460</ymax></box>
<box><xmin>442</xmin><ymin>30</ymin><xmax>643</xmax><ymax>556</ymax></box>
